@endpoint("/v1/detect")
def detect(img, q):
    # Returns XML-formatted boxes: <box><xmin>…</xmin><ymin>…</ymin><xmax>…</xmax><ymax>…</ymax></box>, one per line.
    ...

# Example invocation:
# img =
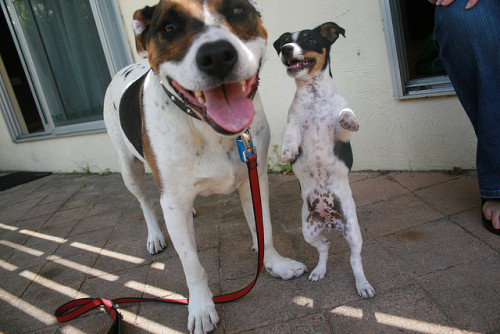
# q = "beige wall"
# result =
<box><xmin>0</xmin><ymin>0</ymin><xmax>476</xmax><ymax>173</ymax></box>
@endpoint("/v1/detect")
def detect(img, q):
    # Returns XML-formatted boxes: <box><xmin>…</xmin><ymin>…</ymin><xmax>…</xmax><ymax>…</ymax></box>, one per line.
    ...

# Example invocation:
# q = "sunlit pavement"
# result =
<box><xmin>0</xmin><ymin>171</ymin><xmax>498</xmax><ymax>333</ymax></box>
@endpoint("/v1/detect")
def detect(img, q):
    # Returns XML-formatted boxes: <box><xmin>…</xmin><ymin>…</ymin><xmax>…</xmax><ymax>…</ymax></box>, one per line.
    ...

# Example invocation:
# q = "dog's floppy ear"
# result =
<box><xmin>247</xmin><ymin>0</ymin><xmax>262</xmax><ymax>13</ymax></box>
<box><xmin>132</xmin><ymin>6</ymin><xmax>157</xmax><ymax>58</ymax></box>
<box><xmin>314</xmin><ymin>22</ymin><xmax>346</xmax><ymax>45</ymax></box>
<box><xmin>273</xmin><ymin>32</ymin><xmax>291</xmax><ymax>55</ymax></box>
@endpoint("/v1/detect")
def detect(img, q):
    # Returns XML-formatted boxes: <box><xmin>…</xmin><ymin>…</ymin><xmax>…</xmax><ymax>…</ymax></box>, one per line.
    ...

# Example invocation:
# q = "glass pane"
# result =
<box><xmin>400</xmin><ymin>0</ymin><xmax>446</xmax><ymax>80</ymax></box>
<box><xmin>12</xmin><ymin>0</ymin><xmax>111</xmax><ymax>127</ymax></box>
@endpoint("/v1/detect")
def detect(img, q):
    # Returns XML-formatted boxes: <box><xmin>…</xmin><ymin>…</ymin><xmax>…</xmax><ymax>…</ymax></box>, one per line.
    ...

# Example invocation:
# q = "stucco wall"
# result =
<box><xmin>0</xmin><ymin>0</ymin><xmax>476</xmax><ymax>173</ymax></box>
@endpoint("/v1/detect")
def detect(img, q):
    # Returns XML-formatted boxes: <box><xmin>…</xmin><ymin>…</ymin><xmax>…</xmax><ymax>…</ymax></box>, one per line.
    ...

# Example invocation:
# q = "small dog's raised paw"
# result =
<box><xmin>340</xmin><ymin>109</ymin><xmax>359</xmax><ymax>132</ymax></box>
<box><xmin>280</xmin><ymin>147</ymin><xmax>299</xmax><ymax>164</ymax></box>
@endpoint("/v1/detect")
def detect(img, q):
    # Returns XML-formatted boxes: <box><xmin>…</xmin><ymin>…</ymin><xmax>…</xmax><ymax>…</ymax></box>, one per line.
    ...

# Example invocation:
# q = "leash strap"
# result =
<box><xmin>55</xmin><ymin>132</ymin><xmax>264</xmax><ymax>333</ymax></box>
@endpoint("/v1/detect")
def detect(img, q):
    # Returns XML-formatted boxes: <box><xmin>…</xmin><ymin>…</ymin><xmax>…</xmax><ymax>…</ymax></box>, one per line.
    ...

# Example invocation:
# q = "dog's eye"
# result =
<box><xmin>164</xmin><ymin>23</ymin><xmax>177</xmax><ymax>33</ymax></box>
<box><xmin>306</xmin><ymin>37</ymin><xmax>316</xmax><ymax>45</ymax></box>
<box><xmin>232</xmin><ymin>6</ymin><xmax>244</xmax><ymax>16</ymax></box>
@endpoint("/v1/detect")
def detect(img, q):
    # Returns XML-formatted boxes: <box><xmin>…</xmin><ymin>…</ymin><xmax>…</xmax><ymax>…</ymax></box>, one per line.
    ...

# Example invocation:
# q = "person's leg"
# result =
<box><xmin>434</xmin><ymin>0</ymin><xmax>500</xmax><ymax>233</ymax></box>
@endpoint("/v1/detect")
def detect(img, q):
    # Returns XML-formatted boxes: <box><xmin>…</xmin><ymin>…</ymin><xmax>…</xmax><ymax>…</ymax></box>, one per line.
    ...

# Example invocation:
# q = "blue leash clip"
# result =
<box><xmin>237</xmin><ymin>130</ymin><xmax>256</xmax><ymax>163</ymax></box>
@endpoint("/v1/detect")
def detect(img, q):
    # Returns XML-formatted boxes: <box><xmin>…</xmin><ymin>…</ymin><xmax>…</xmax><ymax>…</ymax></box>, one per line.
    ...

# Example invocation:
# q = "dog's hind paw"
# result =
<box><xmin>308</xmin><ymin>265</ymin><xmax>327</xmax><ymax>282</ymax></box>
<box><xmin>147</xmin><ymin>233</ymin><xmax>167</xmax><ymax>254</ymax></box>
<box><xmin>357</xmin><ymin>281</ymin><xmax>375</xmax><ymax>299</ymax></box>
<box><xmin>340</xmin><ymin>108</ymin><xmax>359</xmax><ymax>132</ymax></box>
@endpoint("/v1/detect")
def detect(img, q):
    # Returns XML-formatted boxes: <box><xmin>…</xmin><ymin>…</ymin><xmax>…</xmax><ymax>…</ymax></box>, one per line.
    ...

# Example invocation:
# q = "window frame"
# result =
<box><xmin>379</xmin><ymin>0</ymin><xmax>455</xmax><ymax>99</ymax></box>
<box><xmin>0</xmin><ymin>0</ymin><xmax>133</xmax><ymax>142</ymax></box>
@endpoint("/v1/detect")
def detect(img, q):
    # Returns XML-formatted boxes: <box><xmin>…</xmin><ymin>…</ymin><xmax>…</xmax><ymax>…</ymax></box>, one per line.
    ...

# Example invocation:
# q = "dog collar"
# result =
<box><xmin>150</xmin><ymin>69</ymin><xmax>202</xmax><ymax>121</ymax></box>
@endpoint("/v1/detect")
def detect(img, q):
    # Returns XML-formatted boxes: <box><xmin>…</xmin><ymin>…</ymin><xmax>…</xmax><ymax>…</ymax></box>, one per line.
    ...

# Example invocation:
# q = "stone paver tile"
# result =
<box><xmin>135</xmin><ymin>297</ymin><xmax>213</xmax><ymax>334</ymax></box>
<box><xmin>351</xmin><ymin>176</ymin><xmax>409</xmax><ymax>207</ymax></box>
<box><xmin>357</xmin><ymin>193</ymin><xmax>444</xmax><ymax>238</ymax></box>
<box><xmin>415</xmin><ymin>176</ymin><xmax>480</xmax><ymax>216</ymax></box>
<box><xmin>4</xmin><ymin>239</ymin><xmax>58</xmax><ymax>271</ymax></box>
<box><xmin>78</xmin><ymin>263</ymin><xmax>150</xmax><ymax>302</ymax></box>
<box><xmin>450</xmin><ymin>208</ymin><xmax>500</xmax><ymax>251</ymax></box>
<box><xmin>92</xmin><ymin>239</ymin><xmax>154</xmax><ymax>275</ymax></box>
<box><xmin>307</xmin><ymin>241</ymin><xmax>412</xmax><ymax>310</ymax></box>
<box><xmin>69</xmin><ymin>212</ymin><xmax>121</xmax><ymax>236</ymax></box>
<box><xmin>349</xmin><ymin>172</ymin><xmax>372</xmax><ymax>184</ymax></box>
<box><xmin>221</xmin><ymin>274</ymin><xmax>318</xmax><ymax>333</ymax></box>
<box><xmin>378</xmin><ymin>219</ymin><xmax>496</xmax><ymax>277</ymax></box>
<box><xmin>44</xmin><ymin>206</ymin><xmax>90</xmax><ymax>227</ymax></box>
<box><xmin>53</xmin><ymin>227</ymin><xmax>114</xmax><ymax>259</ymax></box>
<box><xmin>106</xmin><ymin>219</ymin><xmax>152</xmax><ymax>247</ymax></box>
<box><xmin>36</xmin><ymin>219</ymin><xmax>80</xmax><ymax>241</ymax></box>
<box><xmin>12</xmin><ymin>214</ymin><xmax>53</xmax><ymax>235</ymax></box>
<box><xmin>22</xmin><ymin>200</ymin><xmax>64</xmax><ymax>221</ymax></box>
<box><xmin>38</xmin><ymin>251</ymin><xmax>100</xmax><ymax>287</ymax></box>
<box><xmin>234</xmin><ymin>313</ymin><xmax>331</xmax><ymax>334</ymax></box>
<box><xmin>143</xmin><ymin>253</ymin><xmax>190</xmax><ymax>299</ymax></box>
<box><xmin>0</xmin><ymin>262</ymin><xmax>41</xmax><ymax>298</ymax></box>
<box><xmin>389</xmin><ymin>171</ymin><xmax>456</xmax><ymax>191</ymax></box>
<box><xmin>327</xmin><ymin>284</ymin><xmax>458</xmax><ymax>334</ymax></box>
<box><xmin>0</xmin><ymin>196</ymin><xmax>45</xmax><ymax>224</ymax></box>
<box><xmin>2</xmin><ymin>272</ymin><xmax>81</xmax><ymax>333</ymax></box>
<box><xmin>417</xmin><ymin>255</ymin><xmax>500</xmax><ymax>333</ymax></box>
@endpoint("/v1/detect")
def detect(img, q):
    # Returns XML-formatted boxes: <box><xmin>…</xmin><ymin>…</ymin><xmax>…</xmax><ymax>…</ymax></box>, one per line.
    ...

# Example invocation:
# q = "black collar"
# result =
<box><xmin>151</xmin><ymin>69</ymin><xmax>202</xmax><ymax>121</ymax></box>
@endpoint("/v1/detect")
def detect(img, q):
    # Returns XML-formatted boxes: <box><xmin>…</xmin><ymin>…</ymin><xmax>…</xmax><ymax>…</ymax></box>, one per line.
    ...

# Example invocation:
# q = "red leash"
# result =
<box><xmin>55</xmin><ymin>132</ymin><xmax>264</xmax><ymax>333</ymax></box>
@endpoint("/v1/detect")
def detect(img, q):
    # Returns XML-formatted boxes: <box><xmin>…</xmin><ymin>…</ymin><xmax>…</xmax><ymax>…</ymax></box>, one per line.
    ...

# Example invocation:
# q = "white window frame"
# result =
<box><xmin>0</xmin><ymin>0</ymin><xmax>133</xmax><ymax>142</ymax></box>
<box><xmin>380</xmin><ymin>0</ymin><xmax>455</xmax><ymax>99</ymax></box>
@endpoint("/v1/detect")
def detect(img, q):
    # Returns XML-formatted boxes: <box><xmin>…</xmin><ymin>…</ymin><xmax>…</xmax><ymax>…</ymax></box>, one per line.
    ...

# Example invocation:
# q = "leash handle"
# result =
<box><xmin>55</xmin><ymin>133</ymin><xmax>264</xmax><ymax>330</ymax></box>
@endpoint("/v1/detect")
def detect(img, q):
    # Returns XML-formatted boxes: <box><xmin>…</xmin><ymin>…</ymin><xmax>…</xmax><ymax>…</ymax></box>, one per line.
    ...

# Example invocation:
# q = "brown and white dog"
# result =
<box><xmin>103</xmin><ymin>1</ymin><xmax>306</xmax><ymax>332</ymax></box>
<box><xmin>273</xmin><ymin>23</ymin><xmax>375</xmax><ymax>298</ymax></box>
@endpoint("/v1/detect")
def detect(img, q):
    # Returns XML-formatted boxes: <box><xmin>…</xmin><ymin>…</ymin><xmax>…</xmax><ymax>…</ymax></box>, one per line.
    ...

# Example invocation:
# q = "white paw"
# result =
<box><xmin>356</xmin><ymin>281</ymin><xmax>375</xmax><ymax>299</ymax></box>
<box><xmin>340</xmin><ymin>109</ymin><xmax>359</xmax><ymax>132</ymax></box>
<box><xmin>147</xmin><ymin>233</ymin><xmax>166</xmax><ymax>255</ymax></box>
<box><xmin>265</xmin><ymin>251</ymin><xmax>307</xmax><ymax>280</ymax></box>
<box><xmin>188</xmin><ymin>297</ymin><xmax>219</xmax><ymax>334</ymax></box>
<box><xmin>308</xmin><ymin>265</ymin><xmax>326</xmax><ymax>282</ymax></box>
<box><xmin>280</xmin><ymin>145</ymin><xmax>299</xmax><ymax>164</ymax></box>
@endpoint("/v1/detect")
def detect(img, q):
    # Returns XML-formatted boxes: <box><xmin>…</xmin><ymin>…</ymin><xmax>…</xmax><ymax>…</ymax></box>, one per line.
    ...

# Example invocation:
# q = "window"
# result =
<box><xmin>0</xmin><ymin>0</ymin><xmax>132</xmax><ymax>141</ymax></box>
<box><xmin>380</xmin><ymin>0</ymin><xmax>455</xmax><ymax>99</ymax></box>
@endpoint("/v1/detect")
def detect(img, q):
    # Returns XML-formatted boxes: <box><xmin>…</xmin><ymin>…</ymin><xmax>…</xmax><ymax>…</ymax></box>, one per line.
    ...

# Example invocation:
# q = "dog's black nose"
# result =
<box><xmin>282</xmin><ymin>45</ymin><xmax>293</xmax><ymax>57</ymax></box>
<box><xmin>196</xmin><ymin>40</ymin><xmax>238</xmax><ymax>78</ymax></box>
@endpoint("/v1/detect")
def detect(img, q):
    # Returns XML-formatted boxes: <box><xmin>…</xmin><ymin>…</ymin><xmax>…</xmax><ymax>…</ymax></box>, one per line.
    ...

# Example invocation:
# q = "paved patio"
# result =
<box><xmin>0</xmin><ymin>171</ymin><xmax>498</xmax><ymax>333</ymax></box>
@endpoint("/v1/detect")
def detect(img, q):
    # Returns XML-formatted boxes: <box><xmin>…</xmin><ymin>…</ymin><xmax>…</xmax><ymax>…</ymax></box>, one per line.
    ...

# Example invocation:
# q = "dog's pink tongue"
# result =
<box><xmin>204</xmin><ymin>82</ymin><xmax>254</xmax><ymax>133</ymax></box>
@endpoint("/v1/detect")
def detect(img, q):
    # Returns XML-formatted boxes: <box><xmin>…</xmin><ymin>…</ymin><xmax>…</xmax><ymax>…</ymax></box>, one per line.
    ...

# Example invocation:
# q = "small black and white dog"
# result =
<box><xmin>273</xmin><ymin>22</ymin><xmax>374</xmax><ymax>298</ymax></box>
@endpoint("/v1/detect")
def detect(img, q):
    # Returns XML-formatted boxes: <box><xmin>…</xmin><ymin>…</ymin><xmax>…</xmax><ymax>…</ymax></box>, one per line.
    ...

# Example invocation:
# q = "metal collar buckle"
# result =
<box><xmin>237</xmin><ymin>129</ymin><xmax>256</xmax><ymax>163</ymax></box>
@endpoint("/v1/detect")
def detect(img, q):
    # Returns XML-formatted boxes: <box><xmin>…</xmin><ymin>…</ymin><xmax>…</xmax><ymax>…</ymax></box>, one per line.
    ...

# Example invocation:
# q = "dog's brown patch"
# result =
<box><xmin>146</xmin><ymin>1</ymin><xmax>205</xmax><ymax>72</ymax></box>
<box><xmin>304</xmin><ymin>48</ymin><xmax>327</xmax><ymax>75</ymax></box>
<box><xmin>209</xmin><ymin>0</ymin><xmax>267</xmax><ymax>41</ymax></box>
<box><xmin>142</xmin><ymin>122</ymin><xmax>163</xmax><ymax>191</ymax></box>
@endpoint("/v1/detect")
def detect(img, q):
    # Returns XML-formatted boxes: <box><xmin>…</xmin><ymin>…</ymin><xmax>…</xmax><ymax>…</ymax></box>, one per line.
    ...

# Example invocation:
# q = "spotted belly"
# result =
<box><xmin>306</xmin><ymin>188</ymin><xmax>345</xmax><ymax>232</ymax></box>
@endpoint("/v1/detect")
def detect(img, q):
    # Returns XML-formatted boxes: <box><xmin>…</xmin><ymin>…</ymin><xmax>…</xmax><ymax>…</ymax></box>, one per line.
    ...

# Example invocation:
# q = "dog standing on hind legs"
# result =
<box><xmin>273</xmin><ymin>22</ymin><xmax>375</xmax><ymax>298</ymax></box>
<box><xmin>104</xmin><ymin>1</ymin><xmax>307</xmax><ymax>333</ymax></box>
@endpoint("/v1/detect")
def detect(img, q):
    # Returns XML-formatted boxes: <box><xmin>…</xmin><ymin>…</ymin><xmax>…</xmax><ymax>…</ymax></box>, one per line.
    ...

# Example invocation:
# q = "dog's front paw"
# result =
<box><xmin>188</xmin><ymin>296</ymin><xmax>219</xmax><ymax>334</ymax></box>
<box><xmin>356</xmin><ymin>280</ymin><xmax>375</xmax><ymax>299</ymax></box>
<box><xmin>147</xmin><ymin>232</ymin><xmax>167</xmax><ymax>255</ymax></box>
<box><xmin>265</xmin><ymin>250</ymin><xmax>307</xmax><ymax>280</ymax></box>
<box><xmin>280</xmin><ymin>145</ymin><xmax>299</xmax><ymax>164</ymax></box>
<box><xmin>340</xmin><ymin>108</ymin><xmax>359</xmax><ymax>132</ymax></box>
